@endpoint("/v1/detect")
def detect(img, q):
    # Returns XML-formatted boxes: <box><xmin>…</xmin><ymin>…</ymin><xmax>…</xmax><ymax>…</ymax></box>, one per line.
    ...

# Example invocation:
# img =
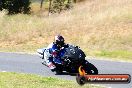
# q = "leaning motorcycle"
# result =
<box><xmin>37</xmin><ymin>45</ymin><xmax>98</xmax><ymax>75</ymax></box>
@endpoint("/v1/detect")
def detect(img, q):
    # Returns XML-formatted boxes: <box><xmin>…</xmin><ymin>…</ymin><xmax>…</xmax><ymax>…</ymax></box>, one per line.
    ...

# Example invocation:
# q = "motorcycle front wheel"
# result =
<box><xmin>84</xmin><ymin>62</ymin><xmax>98</xmax><ymax>74</ymax></box>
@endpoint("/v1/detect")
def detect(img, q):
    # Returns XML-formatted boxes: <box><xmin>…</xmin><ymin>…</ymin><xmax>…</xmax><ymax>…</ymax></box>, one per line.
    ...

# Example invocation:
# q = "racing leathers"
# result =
<box><xmin>45</xmin><ymin>42</ymin><xmax>68</xmax><ymax>71</ymax></box>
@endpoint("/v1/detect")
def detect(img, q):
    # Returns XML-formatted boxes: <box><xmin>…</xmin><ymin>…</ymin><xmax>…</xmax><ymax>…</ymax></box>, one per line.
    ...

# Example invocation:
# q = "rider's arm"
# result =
<box><xmin>50</xmin><ymin>44</ymin><xmax>59</xmax><ymax>58</ymax></box>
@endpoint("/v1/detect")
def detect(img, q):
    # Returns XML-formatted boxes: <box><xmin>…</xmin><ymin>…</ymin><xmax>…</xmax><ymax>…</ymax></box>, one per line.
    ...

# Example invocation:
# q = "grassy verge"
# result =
<box><xmin>0</xmin><ymin>72</ymin><xmax>104</xmax><ymax>88</ymax></box>
<box><xmin>93</xmin><ymin>50</ymin><xmax>132</xmax><ymax>61</ymax></box>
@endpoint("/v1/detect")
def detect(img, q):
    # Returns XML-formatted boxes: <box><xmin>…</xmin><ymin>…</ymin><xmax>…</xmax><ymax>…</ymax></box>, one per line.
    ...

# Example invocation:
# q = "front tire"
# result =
<box><xmin>84</xmin><ymin>63</ymin><xmax>98</xmax><ymax>74</ymax></box>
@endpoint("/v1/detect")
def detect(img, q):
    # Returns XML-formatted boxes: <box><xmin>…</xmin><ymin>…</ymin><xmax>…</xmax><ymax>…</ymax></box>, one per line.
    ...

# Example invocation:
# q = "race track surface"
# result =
<box><xmin>0</xmin><ymin>52</ymin><xmax>131</xmax><ymax>88</ymax></box>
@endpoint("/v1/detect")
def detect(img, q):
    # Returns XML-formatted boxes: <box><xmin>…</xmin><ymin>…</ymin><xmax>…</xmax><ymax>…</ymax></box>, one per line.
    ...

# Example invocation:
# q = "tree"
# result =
<box><xmin>0</xmin><ymin>0</ymin><xmax>31</xmax><ymax>14</ymax></box>
<box><xmin>73</xmin><ymin>0</ymin><xmax>77</xmax><ymax>3</ymax></box>
<box><xmin>40</xmin><ymin>0</ymin><xmax>44</xmax><ymax>9</ymax></box>
<box><xmin>48</xmin><ymin>0</ymin><xmax>52</xmax><ymax>15</ymax></box>
<box><xmin>0</xmin><ymin>0</ymin><xmax>4</xmax><ymax>11</ymax></box>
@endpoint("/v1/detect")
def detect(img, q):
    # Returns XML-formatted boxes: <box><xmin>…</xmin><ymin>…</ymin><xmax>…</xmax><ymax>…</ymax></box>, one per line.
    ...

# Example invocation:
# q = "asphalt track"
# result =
<box><xmin>0</xmin><ymin>52</ymin><xmax>132</xmax><ymax>88</ymax></box>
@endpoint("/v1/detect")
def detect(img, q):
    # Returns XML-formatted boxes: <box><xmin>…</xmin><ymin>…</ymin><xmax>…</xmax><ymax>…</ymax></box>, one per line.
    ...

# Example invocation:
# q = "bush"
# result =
<box><xmin>50</xmin><ymin>0</ymin><xmax>72</xmax><ymax>13</ymax></box>
<box><xmin>0</xmin><ymin>0</ymin><xmax>31</xmax><ymax>14</ymax></box>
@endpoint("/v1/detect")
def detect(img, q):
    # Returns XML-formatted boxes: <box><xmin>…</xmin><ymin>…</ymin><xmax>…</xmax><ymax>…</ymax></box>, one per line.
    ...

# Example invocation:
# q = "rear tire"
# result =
<box><xmin>55</xmin><ymin>70</ymin><xmax>63</xmax><ymax>75</ymax></box>
<box><xmin>55</xmin><ymin>64</ymin><xmax>63</xmax><ymax>75</ymax></box>
<box><xmin>76</xmin><ymin>74</ymin><xmax>86</xmax><ymax>85</ymax></box>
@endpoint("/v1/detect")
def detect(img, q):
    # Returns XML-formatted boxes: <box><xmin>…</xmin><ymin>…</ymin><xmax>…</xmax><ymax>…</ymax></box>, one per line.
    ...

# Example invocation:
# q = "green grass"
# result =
<box><xmin>0</xmin><ymin>72</ymin><xmax>104</xmax><ymax>88</ymax></box>
<box><xmin>94</xmin><ymin>50</ymin><xmax>132</xmax><ymax>61</ymax></box>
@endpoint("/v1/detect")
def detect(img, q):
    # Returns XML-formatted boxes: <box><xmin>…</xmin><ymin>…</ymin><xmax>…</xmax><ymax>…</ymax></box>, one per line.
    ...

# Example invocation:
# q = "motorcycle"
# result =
<box><xmin>37</xmin><ymin>44</ymin><xmax>98</xmax><ymax>75</ymax></box>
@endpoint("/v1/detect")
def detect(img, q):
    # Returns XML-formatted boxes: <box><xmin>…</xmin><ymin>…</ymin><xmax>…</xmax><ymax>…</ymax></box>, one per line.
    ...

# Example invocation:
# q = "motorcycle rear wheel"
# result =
<box><xmin>55</xmin><ymin>64</ymin><xmax>63</xmax><ymax>75</ymax></box>
<box><xmin>76</xmin><ymin>74</ymin><xmax>86</xmax><ymax>85</ymax></box>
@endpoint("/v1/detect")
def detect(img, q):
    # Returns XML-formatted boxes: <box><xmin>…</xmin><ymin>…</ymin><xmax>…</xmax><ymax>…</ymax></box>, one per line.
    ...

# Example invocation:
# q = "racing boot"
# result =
<box><xmin>47</xmin><ymin>62</ymin><xmax>56</xmax><ymax>72</ymax></box>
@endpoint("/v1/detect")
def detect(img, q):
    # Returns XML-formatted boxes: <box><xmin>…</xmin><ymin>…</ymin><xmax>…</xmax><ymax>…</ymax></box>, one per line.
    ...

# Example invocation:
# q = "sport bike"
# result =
<box><xmin>37</xmin><ymin>45</ymin><xmax>98</xmax><ymax>74</ymax></box>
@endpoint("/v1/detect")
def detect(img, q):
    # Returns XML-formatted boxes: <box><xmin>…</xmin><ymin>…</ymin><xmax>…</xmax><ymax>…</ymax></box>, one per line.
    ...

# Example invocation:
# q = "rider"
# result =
<box><xmin>45</xmin><ymin>35</ymin><xmax>68</xmax><ymax>72</ymax></box>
